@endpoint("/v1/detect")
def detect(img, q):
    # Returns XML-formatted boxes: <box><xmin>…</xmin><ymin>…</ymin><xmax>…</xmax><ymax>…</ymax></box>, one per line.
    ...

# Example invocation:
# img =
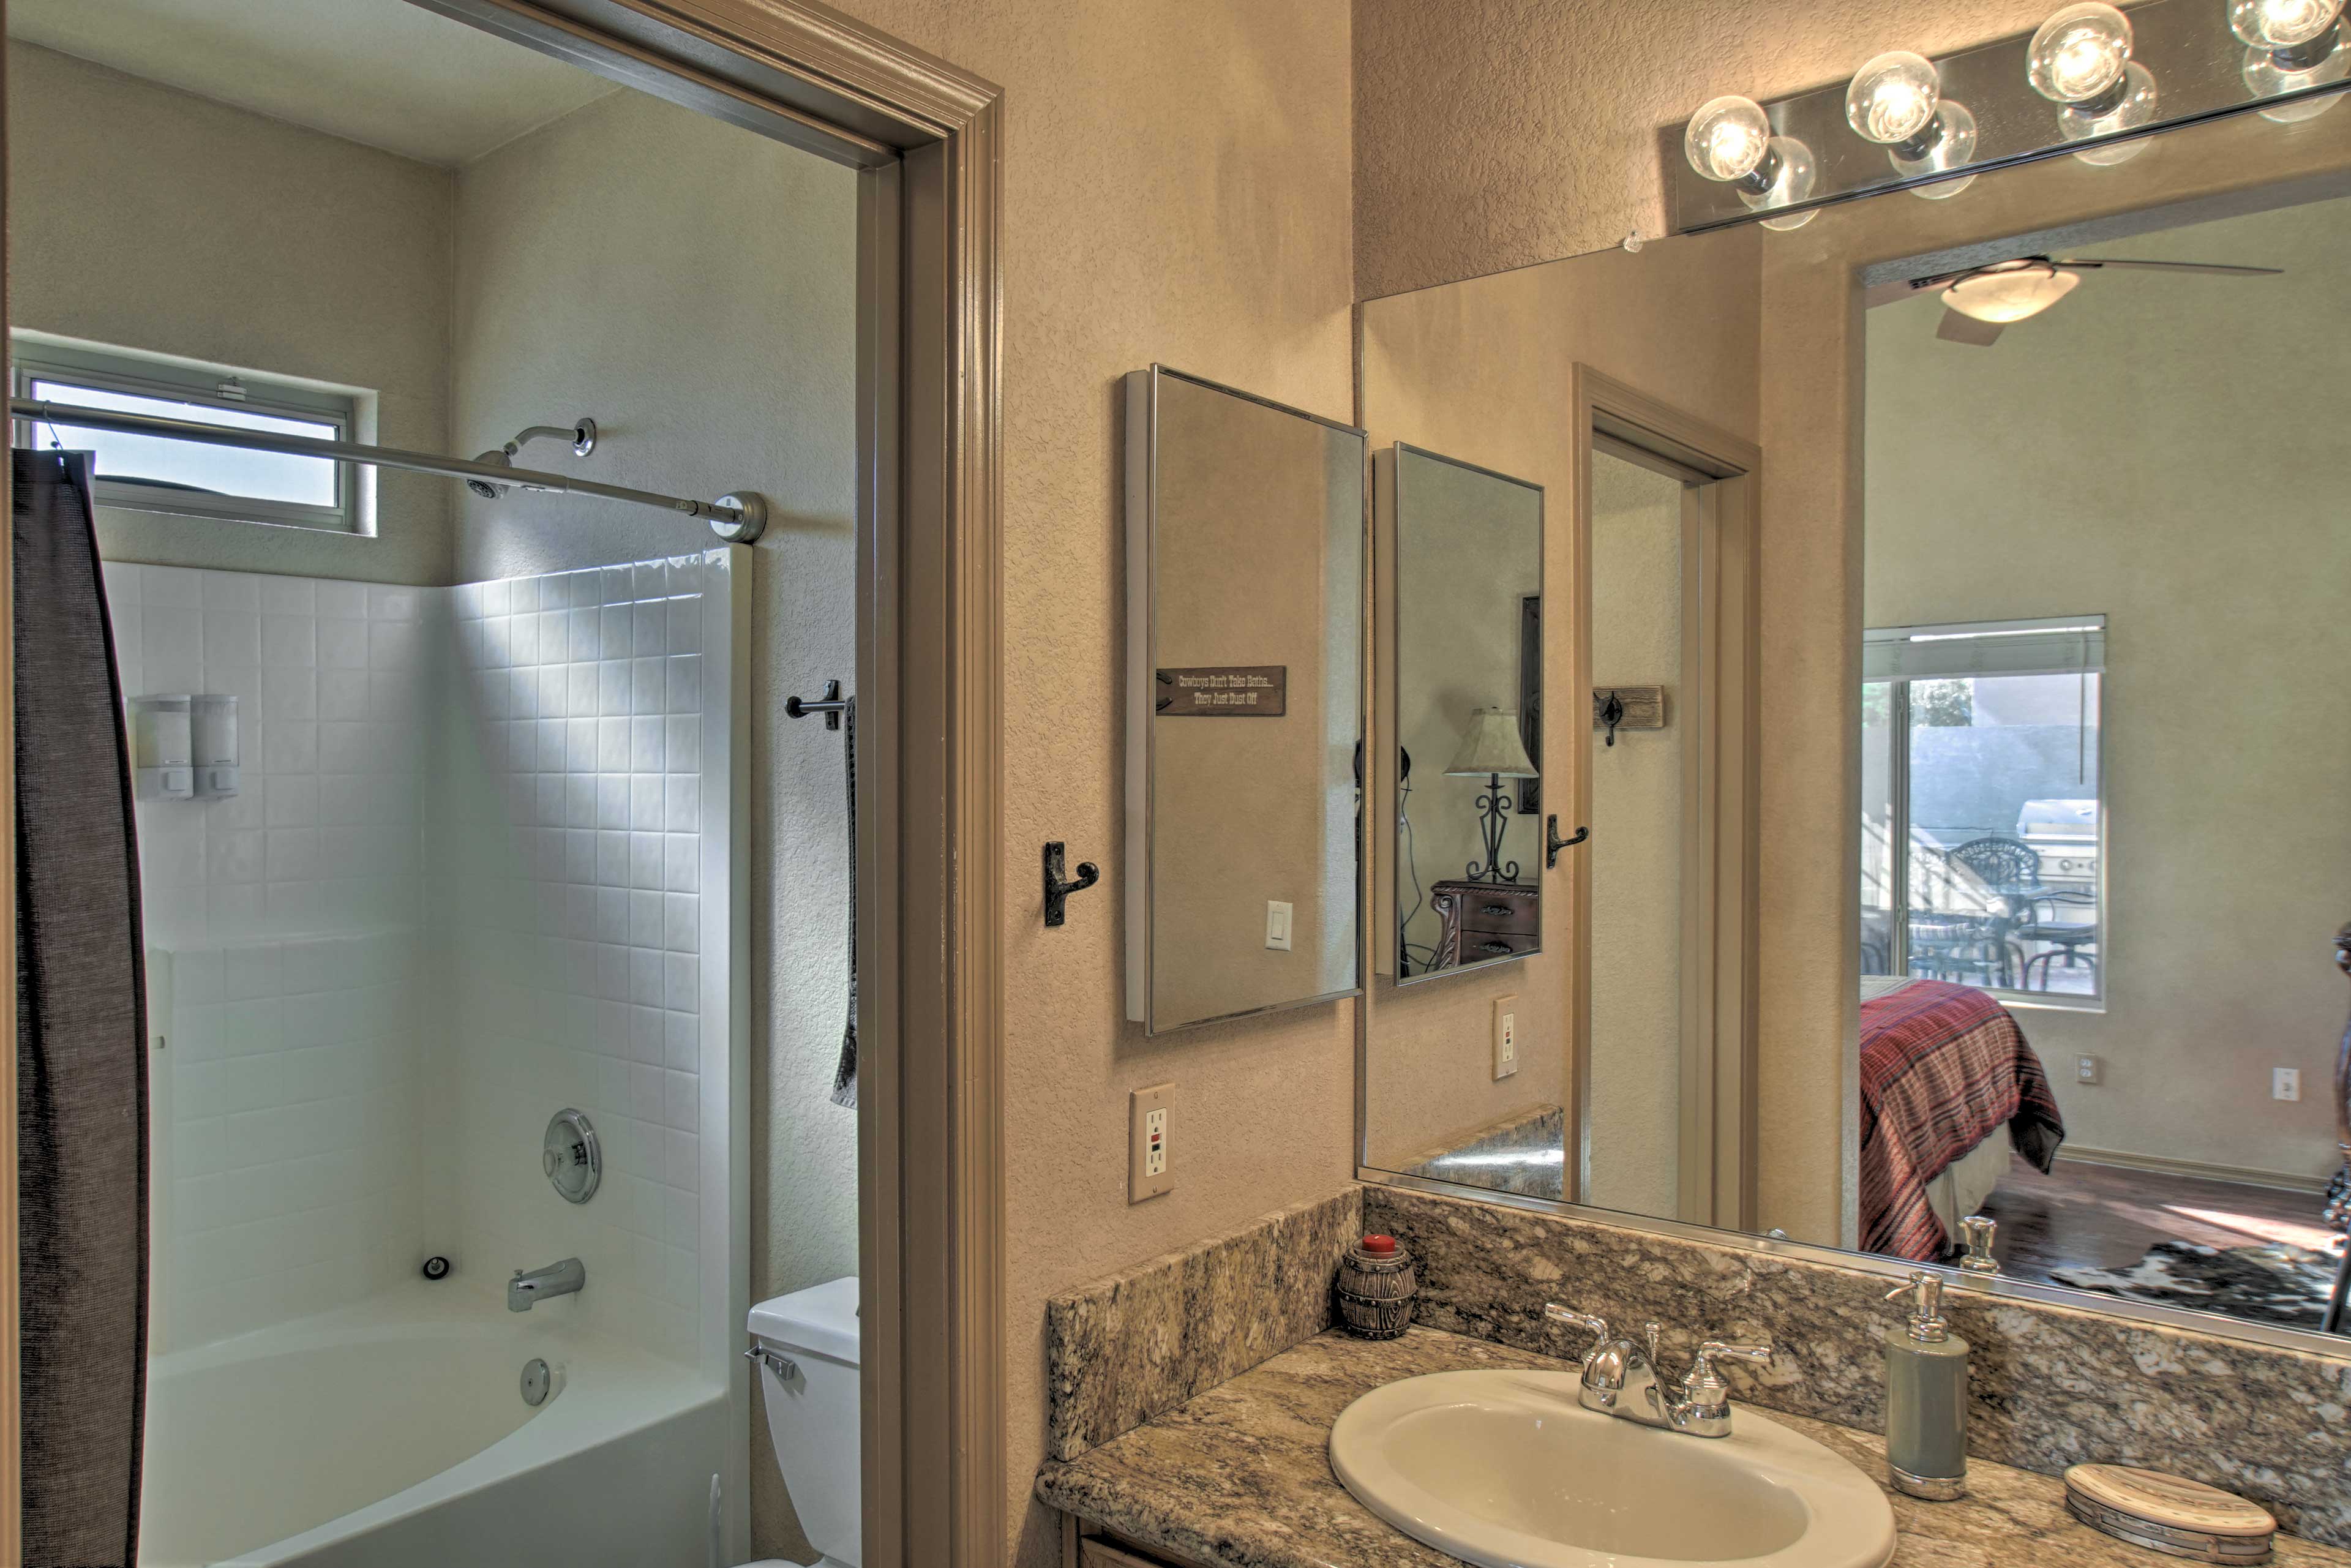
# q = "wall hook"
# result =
<box><xmin>786</xmin><ymin>678</ymin><xmax>849</xmax><ymax>730</ymax></box>
<box><xmin>1043</xmin><ymin>842</ymin><xmax>1100</xmax><ymax>928</ymax></box>
<box><xmin>1546</xmin><ymin>815</ymin><xmax>1589</xmax><ymax>868</ymax></box>
<box><xmin>1598</xmin><ymin>688</ymin><xmax>1627</xmax><ymax>748</ymax></box>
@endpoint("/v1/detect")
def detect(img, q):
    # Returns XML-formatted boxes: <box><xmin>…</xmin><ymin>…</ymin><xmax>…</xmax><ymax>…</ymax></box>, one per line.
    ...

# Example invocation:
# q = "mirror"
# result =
<box><xmin>1359</xmin><ymin>102</ymin><xmax>2351</xmax><ymax>1344</ymax></box>
<box><xmin>1378</xmin><ymin>445</ymin><xmax>1544</xmax><ymax>981</ymax></box>
<box><xmin>1125</xmin><ymin>366</ymin><xmax>1365</xmax><ymax>1034</ymax></box>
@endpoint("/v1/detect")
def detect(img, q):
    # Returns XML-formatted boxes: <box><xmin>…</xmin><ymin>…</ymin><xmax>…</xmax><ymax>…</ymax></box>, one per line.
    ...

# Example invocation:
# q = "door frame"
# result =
<box><xmin>0</xmin><ymin>3</ymin><xmax>1008</xmax><ymax>1564</ymax></box>
<box><xmin>1568</xmin><ymin>367</ymin><xmax>1760</xmax><ymax>1231</ymax></box>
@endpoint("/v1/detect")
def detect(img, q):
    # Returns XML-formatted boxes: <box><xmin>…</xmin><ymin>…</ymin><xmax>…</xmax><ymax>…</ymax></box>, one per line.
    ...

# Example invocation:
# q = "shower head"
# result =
<box><xmin>466</xmin><ymin>449</ymin><xmax>512</xmax><ymax>500</ymax></box>
<box><xmin>464</xmin><ymin>418</ymin><xmax>598</xmax><ymax>501</ymax></box>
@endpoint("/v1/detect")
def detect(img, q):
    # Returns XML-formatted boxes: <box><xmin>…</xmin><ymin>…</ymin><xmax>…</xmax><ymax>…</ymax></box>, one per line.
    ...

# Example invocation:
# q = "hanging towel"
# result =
<box><xmin>13</xmin><ymin>449</ymin><xmax>149</xmax><ymax>1568</ymax></box>
<box><xmin>829</xmin><ymin>696</ymin><xmax>858</xmax><ymax>1109</ymax></box>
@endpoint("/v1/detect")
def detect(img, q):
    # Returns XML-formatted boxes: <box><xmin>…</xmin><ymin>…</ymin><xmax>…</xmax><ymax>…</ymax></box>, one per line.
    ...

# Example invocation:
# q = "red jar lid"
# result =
<box><xmin>1360</xmin><ymin>1233</ymin><xmax>1398</xmax><ymax>1256</ymax></box>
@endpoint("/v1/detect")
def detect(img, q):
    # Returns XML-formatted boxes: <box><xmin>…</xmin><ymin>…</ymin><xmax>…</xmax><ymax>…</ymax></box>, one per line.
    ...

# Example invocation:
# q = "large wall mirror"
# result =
<box><xmin>1126</xmin><ymin>366</ymin><xmax>1365</xmax><ymax>1035</ymax></box>
<box><xmin>1359</xmin><ymin>100</ymin><xmax>2351</xmax><ymax>1348</ymax></box>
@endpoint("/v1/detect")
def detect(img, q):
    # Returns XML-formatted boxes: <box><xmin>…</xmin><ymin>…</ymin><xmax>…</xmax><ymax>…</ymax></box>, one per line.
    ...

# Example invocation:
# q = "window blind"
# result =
<box><xmin>1862</xmin><ymin>615</ymin><xmax>2105</xmax><ymax>683</ymax></box>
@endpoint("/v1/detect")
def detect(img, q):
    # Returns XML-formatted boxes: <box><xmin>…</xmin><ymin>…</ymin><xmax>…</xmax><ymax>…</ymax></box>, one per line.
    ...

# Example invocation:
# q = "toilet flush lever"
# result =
<box><xmin>743</xmin><ymin>1344</ymin><xmax>799</xmax><ymax>1380</ymax></box>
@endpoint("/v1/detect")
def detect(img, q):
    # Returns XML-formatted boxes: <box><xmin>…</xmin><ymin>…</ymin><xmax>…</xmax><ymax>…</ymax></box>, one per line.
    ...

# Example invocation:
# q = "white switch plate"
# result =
<box><xmin>1265</xmin><ymin>900</ymin><xmax>1293</xmax><ymax>951</ymax></box>
<box><xmin>1130</xmin><ymin>1082</ymin><xmax>1174</xmax><ymax>1201</ymax></box>
<box><xmin>2274</xmin><ymin>1067</ymin><xmax>2301</xmax><ymax>1102</ymax></box>
<box><xmin>1493</xmin><ymin>996</ymin><xmax>1518</xmax><ymax>1080</ymax></box>
<box><xmin>2075</xmin><ymin>1054</ymin><xmax>2100</xmax><ymax>1085</ymax></box>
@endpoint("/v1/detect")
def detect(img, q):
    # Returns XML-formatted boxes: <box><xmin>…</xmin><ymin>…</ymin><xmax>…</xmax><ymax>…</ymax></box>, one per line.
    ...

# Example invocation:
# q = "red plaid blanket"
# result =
<box><xmin>1861</xmin><ymin>980</ymin><xmax>2066</xmax><ymax>1261</ymax></box>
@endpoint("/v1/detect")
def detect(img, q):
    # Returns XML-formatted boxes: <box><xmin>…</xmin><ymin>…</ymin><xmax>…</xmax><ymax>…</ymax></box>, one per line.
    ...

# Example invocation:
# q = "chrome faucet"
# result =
<box><xmin>508</xmin><ymin>1256</ymin><xmax>585</xmax><ymax>1312</ymax></box>
<box><xmin>1543</xmin><ymin>1304</ymin><xmax>1774</xmax><ymax>1439</ymax></box>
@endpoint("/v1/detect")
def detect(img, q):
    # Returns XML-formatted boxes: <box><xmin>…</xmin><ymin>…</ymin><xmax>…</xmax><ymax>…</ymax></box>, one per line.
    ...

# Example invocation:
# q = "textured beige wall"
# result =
<box><xmin>447</xmin><ymin>86</ymin><xmax>858</xmax><ymax>1562</ymax></box>
<box><xmin>1359</xmin><ymin>227</ymin><xmax>1759</xmax><ymax>1190</ymax></box>
<box><xmin>1583</xmin><ymin>451</ymin><xmax>1685</xmax><ymax>1218</ymax></box>
<box><xmin>7</xmin><ymin>43</ymin><xmax>455</xmax><ymax>583</ymax></box>
<box><xmin>826</xmin><ymin>3</ymin><xmax>1359</xmax><ymax>1562</ymax></box>
<box><xmin>1865</xmin><ymin>198</ymin><xmax>2351</xmax><ymax>1183</ymax></box>
<box><xmin>1351</xmin><ymin>0</ymin><xmax>2065</xmax><ymax>299</ymax></box>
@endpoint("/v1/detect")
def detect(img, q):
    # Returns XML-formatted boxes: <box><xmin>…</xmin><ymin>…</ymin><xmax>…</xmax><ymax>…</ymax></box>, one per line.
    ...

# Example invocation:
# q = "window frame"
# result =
<box><xmin>10</xmin><ymin>340</ymin><xmax>364</xmax><ymax>533</ymax></box>
<box><xmin>1862</xmin><ymin>615</ymin><xmax>2109</xmax><ymax>1012</ymax></box>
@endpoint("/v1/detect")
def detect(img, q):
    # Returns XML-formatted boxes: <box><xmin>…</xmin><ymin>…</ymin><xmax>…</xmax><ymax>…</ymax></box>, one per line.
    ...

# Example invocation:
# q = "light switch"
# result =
<box><xmin>1265</xmin><ymin>900</ymin><xmax>1294</xmax><ymax>952</ymax></box>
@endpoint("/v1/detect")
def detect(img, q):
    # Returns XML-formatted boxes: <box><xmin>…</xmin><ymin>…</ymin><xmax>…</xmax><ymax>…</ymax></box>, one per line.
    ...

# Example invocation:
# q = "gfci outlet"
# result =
<box><xmin>1493</xmin><ymin>996</ymin><xmax>1519</xmax><ymax>1081</ymax></box>
<box><xmin>2274</xmin><ymin>1067</ymin><xmax>2302</xmax><ymax>1103</ymax></box>
<box><xmin>1130</xmin><ymin>1082</ymin><xmax>1174</xmax><ymax>1202</ymax></box>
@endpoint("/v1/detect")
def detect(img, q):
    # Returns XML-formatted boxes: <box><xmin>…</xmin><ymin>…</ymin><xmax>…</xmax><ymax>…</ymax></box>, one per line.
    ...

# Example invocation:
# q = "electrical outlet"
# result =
<box><xmin>1130</xmin><ymin>1083</ymin><xmax>1174</xmax><ymax>1202</ymax></box>
<box><xmin>1493</xmin><ymin>996</ymin><xmax>1519</xmax><ymax>1080</ymax></box>
<box><xmin>2274</xmin><ymin>1067</ymin><xmax>2301</xmax><ymax>1102</ymax></box>
<box><xmin>1264</xmin><ymin>900</ymin><xmax>1293</xmax><ymax>952</ymax></box>
<box><xmin>2075</xmin><ymin>1054</ymin><xmax>2101</xmax><ymax>1085</ymax></box>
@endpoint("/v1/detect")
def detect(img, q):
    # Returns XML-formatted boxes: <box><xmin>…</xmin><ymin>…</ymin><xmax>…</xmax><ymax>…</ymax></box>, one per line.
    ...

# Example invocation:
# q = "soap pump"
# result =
<box><xmin>1882</xmin><ymin>1270</ymin><xmax>1969</xmax><ymax>1501</ymax></box>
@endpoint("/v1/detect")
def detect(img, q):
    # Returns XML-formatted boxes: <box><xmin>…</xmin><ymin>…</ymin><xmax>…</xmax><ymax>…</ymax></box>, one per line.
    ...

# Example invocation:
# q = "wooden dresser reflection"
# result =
<box><xmin>1430</xmin><ymin>880</ymin><xmax>1539</xmax><ymax>968</ymax></box>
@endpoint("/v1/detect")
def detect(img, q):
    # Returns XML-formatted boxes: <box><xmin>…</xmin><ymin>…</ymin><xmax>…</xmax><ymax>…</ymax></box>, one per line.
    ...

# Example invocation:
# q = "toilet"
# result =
<box><xmin>744</xmin><ymin>1276</ymin><xmax>861</xmax><ymax>1568</ymax></box>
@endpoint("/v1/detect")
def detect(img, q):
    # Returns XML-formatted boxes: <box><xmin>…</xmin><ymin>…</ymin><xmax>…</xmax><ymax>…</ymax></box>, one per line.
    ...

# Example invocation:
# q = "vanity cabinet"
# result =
<box><xmin>1429</xmin><ymin>880</ymin><xmax>1539</xmax><ymax>967</ymax></box>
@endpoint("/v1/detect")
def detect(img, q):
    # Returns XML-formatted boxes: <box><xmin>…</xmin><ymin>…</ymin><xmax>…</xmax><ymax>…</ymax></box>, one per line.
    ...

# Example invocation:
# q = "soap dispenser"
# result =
<box><xmin>1882</xmin><ymin>1270</ymin><xmax>1968</xmax><ymax>1501</ymax></box>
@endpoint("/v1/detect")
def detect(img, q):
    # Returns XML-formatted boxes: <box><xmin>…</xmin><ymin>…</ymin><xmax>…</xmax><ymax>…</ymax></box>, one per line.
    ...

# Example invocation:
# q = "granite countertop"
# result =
<box><xmin>1035</xmin><ymin>1326</ymin><xmax>2351</xmax><ymax>1568</ymax></box>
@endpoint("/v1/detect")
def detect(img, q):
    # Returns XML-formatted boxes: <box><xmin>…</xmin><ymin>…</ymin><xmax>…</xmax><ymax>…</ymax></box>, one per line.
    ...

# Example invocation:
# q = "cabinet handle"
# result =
<box><xmin>1476</xmin><ymin>940</ymin><xmax>1514</xmax><ymax>955</ymax></box>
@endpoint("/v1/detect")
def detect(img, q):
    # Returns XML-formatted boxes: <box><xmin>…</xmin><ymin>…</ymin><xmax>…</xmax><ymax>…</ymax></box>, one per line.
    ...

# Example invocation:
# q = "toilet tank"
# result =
<box><xmin>748</xmin><ymin>1277</ymin><xmax>860</xmax><ymax>1567</ymax></box>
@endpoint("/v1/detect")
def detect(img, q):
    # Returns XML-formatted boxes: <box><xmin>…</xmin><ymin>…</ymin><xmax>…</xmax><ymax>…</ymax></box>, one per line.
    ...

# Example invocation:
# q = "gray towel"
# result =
<box><xmin>830</xmin><ymin>696</ymin><xmax>858</xmax><ymax>1109</ymax></box>
<box><xmin>15</xmin><ymin>448</ymin><xmax>149</xmax><ymax>1567</ymax></box>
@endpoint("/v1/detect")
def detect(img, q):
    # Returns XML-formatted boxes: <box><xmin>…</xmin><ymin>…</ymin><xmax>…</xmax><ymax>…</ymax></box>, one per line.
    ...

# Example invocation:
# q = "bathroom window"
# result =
<box><xmin>1861</xmin><ymin>616</ymin><xmax>2105</xmax><ymax>1006</ymax></box>
<box><xmin>10</xmin><ymin>339</ymin><xmax>364</xmax><ymax>533</ymax></box>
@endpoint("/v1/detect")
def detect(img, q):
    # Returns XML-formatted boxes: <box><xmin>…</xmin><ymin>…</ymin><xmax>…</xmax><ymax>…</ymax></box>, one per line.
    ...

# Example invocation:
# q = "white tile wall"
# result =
<box><xmin>105</xmin><ymin>555</ymin><xmax>729</xmax><ymax>1367</ymax></box>
<box><xmin>435</xmin><ymin>555</ymin><xmax>719</xmax><ymax>1367</ymax></box>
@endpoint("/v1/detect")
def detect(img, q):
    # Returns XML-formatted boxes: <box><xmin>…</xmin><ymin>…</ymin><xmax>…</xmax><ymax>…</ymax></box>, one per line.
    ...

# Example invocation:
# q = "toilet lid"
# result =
<box><xmin>746</xmin><ymin>1275</ymin><xmax>859</xmax><ymax>1364</ymax></box>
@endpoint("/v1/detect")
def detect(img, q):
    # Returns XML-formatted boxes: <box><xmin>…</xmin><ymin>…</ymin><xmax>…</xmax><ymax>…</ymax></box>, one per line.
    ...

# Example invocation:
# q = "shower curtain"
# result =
<box><xmin>13</xmin><ymin>449</ymin><xmax>149</xmax><ymax>1568</ymax></box>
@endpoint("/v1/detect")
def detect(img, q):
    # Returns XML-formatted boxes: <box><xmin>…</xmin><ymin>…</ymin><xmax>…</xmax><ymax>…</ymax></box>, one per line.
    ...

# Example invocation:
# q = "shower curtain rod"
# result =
<box><xmin>10</xmin><ymin>397</ymin><xmax>768</xmax><ymax>543</ymax></box>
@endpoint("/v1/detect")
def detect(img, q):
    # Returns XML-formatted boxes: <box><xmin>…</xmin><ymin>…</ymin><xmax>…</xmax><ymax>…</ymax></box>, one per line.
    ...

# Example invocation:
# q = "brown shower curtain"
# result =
<box><xmin>13</xmin><ymin>448</ymin><xmax>148</xmax><ymax>1568</ymax></box>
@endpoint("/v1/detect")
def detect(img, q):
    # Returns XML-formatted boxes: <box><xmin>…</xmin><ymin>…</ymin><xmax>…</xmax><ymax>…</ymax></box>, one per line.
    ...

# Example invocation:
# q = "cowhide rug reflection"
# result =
<box><xmin>2053</xmin><ymin>1239</ymin><xmax>2341</xmax><ymax>1329</ymax></box>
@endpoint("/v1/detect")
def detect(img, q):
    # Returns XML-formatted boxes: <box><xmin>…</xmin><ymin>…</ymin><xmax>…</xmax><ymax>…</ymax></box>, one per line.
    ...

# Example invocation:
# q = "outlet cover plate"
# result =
<box><xmin>1130</xmin><ymin>1082</ymin><xmax>1174</xmax><ymax>1201</ymax></box>
<box><xmin>1493</xmin><ymin>996</ymin><xmax>1519</xmax><ymax>1080</ymax></box>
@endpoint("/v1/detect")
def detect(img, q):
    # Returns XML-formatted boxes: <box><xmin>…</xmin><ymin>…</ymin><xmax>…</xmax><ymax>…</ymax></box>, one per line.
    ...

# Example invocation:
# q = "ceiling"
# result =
<box><xmin>8</xmin><ymin>0</ymin><xmax>617</xmax><ymax>167</ymax></box>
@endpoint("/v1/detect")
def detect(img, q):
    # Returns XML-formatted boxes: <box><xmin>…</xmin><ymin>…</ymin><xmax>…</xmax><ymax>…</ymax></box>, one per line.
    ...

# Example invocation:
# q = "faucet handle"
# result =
<box><xmin>1542</xmin><ymin>1304</ymin><xmax>1610</xmax><ymax>1358</ymax></box>
<box><xmin>1686</xmin><ymin>1340</ymin><xmax>1775</xmax><ymax>1390</ymax></box>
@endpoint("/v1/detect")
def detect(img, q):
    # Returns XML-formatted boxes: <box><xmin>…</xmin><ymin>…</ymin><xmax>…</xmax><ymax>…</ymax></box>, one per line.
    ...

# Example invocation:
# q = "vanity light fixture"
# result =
<box><xmin>1682</xmin><ymin>95</ymin><xmax>1818</xmax><ymax>229</ymax></box>
<box><xmin>2234</xmin><ymin>0</ymin><xmax>2349</xmax><ymax>118</ymax></box>
<box><xmin>1845</xmin><ymin>51</ymin><xmax>1979</xmax><ymax>199</ymax></box>
<box><xmin>2027</xmin><ymin>3</ymin><xmax>2159</xmax><ymax>163</ymax></box>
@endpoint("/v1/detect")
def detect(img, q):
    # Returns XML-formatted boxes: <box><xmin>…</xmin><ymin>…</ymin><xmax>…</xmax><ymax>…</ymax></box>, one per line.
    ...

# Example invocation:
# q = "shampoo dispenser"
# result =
<box><xmin>1883</xmin><ymin>1270</ymin><xmax>1968</xmax><ymax>1501</ymax></box>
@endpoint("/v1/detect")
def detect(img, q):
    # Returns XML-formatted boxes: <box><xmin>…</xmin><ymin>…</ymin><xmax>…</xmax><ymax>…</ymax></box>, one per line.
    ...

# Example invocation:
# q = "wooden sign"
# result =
<box><xmin>1157</xmin><ymin>666</ymin><xmax>1287</xmax><ymax>716</ymax></box>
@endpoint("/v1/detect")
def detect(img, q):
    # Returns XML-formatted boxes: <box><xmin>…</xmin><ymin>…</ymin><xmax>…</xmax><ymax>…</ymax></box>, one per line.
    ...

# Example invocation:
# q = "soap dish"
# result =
<box><xmin>2063</xmin><ymin>1465</ymin><xmax>2275</xmax><ymax>1564</ymax></box>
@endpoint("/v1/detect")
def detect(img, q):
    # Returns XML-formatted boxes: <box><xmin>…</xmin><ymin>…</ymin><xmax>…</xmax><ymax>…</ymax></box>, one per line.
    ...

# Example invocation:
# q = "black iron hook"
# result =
<box><xmin>1043</xmin><ymin>842</ymin><xmax>1100</xmax><ymax>928</ymax></box>
<box><xmin>1598</xmin><ymin>688</ymin><xmax>1627</xmax><ymax>748</ymax></box>
<box><xmin>1545</xmin><ymin>815</ymin><xmax>1589</xmax><ymax>869</ymax></box>
<box><xmin>786</xmin><ymin>678</ymin><xmax>849</xmax><ymax>731</ymax></box>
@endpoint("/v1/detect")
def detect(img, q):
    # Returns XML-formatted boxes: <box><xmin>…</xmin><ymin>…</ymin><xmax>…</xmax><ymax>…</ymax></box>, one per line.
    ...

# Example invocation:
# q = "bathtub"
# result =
<box><xmin>140</xmin><ymin>1285</ymin><xmax>727</xmax><ymax>1568</ymax></box>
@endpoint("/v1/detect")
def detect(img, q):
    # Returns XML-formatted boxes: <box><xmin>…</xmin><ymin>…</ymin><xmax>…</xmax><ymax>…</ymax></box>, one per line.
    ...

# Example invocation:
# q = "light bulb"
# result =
<box><xmin>2245</xmin><ymin>42</ymin><xmax>2351</xmax><ymax>118</ymax></box>
<box><xmin>2028</xmin><ymin>3</ymin><xmax>2135</xmax><ymax>107</ymax></box>
<box><xmin>1684</xmin><ymin>96</ymin><xmax>1774</xmax><ymax>182</ymax></box>
<box><xmin>2232</xmin><ymin>0</ymin><xmax>2345</xmax><ymax>51</ymax></box>
<box><xmin>1892</xmin><ymin>100</ymin><xmax>1978</xmax><ymax>198</ymax></box>
<box><xmin>2058</xmin><ymin>61</ymin><xmax>2159</xmax><ymax>163</ymax></box>
<box><xmin>1847</xmin><ymin>52</ymin><xmax>1943</xmax><ymax>144</ymax></box>
<box><xmin>1943</xmin><ymin>261</ymin><xmax>2080</xmax><ymax>324</ymax></box>
<box><xmin>1741</xmin><ymin>136</ymin><xmax>1820</xmax><ymax>228</ymax></box>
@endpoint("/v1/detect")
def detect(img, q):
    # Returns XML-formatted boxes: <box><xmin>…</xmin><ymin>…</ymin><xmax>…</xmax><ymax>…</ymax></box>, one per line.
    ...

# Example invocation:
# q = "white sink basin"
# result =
<box><xmin>1329</xmin><ymin>1370</ymin><xmax>1896</xmax><ymax>1568</ymax></box>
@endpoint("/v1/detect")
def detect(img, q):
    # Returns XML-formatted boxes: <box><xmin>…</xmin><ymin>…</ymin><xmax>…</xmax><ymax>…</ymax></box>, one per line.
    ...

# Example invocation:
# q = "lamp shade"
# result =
<box><xmin>1445</xmin><ymin>707</ymin><xmax>1538</xmax><ymax>779</ymax></box>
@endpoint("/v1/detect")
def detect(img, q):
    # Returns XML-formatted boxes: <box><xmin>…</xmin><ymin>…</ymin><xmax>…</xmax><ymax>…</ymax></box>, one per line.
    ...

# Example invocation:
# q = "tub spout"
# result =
<box><xmin>508</xmin><ymin>1257</ymin><xmax>585</xmax><ymax>1311</ymax></box>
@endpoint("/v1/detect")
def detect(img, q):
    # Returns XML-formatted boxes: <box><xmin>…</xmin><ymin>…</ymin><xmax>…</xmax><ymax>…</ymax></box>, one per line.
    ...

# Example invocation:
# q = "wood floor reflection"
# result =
<box><xmin>1971</xmin><ymin>1153</ymin><xmax>2336</xmax><ymax>1281</ymax></box>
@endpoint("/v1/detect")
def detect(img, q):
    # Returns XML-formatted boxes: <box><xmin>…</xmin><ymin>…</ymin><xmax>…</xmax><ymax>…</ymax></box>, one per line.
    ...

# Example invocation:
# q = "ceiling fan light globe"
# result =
<box><xmin>1943</xmin><ymin>263</ymin><xmax>2080</xmax><ymax>323</ymax></box>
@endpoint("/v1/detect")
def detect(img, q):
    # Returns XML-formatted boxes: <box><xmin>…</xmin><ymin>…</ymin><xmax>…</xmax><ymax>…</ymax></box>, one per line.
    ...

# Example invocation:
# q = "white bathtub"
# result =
<box><xmin>140</xmin><ymin>1285</ymin><xmax>727</xmax><ymax>1568</ymax></box>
